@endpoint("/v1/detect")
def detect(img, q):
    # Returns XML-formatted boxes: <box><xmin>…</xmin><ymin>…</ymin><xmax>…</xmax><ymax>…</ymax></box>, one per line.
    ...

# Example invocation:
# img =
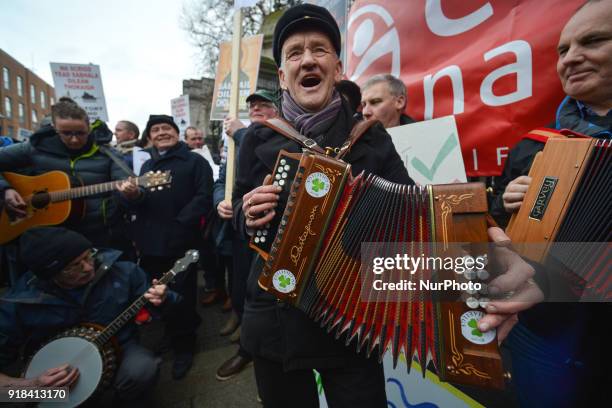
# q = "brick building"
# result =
<box><xmin>0</xmin><ymin>49</ymin><xmax>55</xmax><ymax>141</ymax></box>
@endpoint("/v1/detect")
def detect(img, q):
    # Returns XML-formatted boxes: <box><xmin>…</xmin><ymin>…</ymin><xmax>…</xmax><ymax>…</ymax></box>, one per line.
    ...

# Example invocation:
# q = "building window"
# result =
<box><xmin>30</xmin><ymin>84</ymin><xmax>36</xmax><ymax>104</ymax></box>
<box><xmin>4</xmin><ymin>97</ymin><xmax>12</xmax><ymax>118</ymax></box>
<box><xmin>2</xmin><ymin>67</ymin><xmax>9</xmax><ymax>90</ymax></box>
<box><xmin>18</xmin><ymin>103</ymin><xmax>24</xmax><ymax>124</ymax></box>
<box><xmin>17</xmin><ymin>76</ymin><xmax>23</xmax><ymax>97</ymax></box>
<box><xmin>31</xmin><ymin>109</ymin><xmax>38</xmax><ymax>124</ymax></box>
<box><xmin>40</xmin><ymin>90</ymin><xmax>46</xmax><ymax>108</ymax></box>
<box><xmin>50</xmin><ymin>96</ymin><xmax>55</xmax><ymax>106</ymax></box>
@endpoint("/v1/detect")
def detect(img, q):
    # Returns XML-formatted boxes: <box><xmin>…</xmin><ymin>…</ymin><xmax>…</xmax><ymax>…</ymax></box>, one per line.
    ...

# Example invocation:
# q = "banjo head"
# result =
<box><xmin>25</xmin><ymin>336</ymin><xmax>103</xmax><ymax>408</ymax></box>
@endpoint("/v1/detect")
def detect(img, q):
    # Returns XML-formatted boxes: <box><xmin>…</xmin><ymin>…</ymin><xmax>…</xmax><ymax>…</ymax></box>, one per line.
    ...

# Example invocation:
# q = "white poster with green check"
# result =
<box><xmin>387</xmin><ymin>116</ymin><xmax>467</xmax><ymax>185</ymax></box>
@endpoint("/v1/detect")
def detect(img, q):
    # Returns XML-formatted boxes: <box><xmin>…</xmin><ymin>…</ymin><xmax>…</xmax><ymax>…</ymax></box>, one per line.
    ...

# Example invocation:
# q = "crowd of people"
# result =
<box><xmin>0</xmin><ymin>1</ymin><xmax>609</xmax><ymax>407</ymax></box>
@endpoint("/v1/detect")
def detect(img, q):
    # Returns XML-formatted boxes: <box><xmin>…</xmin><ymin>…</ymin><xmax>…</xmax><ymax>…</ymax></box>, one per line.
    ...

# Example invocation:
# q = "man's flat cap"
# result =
<box><xmin>273</xmin><ymin>4</ymin><xmax>341</xmax><ymax>67</ymax></box>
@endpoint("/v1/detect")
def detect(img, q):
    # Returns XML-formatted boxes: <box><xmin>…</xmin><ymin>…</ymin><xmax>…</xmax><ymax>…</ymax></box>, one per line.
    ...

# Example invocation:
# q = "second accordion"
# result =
<box><xmin>250</xmin><ymin>150</ymin><xmax>507</xmax><ymax>389</ymax></box>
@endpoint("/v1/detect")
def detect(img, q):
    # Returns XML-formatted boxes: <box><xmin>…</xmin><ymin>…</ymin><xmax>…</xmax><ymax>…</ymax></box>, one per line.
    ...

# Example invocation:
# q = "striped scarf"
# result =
<box><xmin>281</xmin><ymin>89</ymin><xmax>342</xmax><ymax>139</ymax></box>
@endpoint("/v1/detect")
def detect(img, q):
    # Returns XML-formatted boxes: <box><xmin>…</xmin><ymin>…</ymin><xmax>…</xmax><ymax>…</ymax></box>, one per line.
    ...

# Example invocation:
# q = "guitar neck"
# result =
<box><xmin>49</xmin><ymin>178</ymin><xmax>137</xmax><ymax>202</ymax></box>
<box><xmin>94</xmin><ymin>267</ymin><xmax>176</xmax><ymax>346</ymax></box>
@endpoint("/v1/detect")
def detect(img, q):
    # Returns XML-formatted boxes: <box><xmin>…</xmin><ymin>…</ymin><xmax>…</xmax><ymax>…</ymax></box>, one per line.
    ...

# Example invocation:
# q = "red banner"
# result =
<box><xmin>346</xmin><ymin>0</ymin><xmax>582</xmax><ymax>176</ymax></box>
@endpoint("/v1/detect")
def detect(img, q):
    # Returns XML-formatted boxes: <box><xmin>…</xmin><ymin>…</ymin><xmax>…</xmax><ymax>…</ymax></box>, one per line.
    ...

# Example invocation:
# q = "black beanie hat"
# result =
<box><xmin>20</xmin><ymin>227</ymin><xmax>92</xmax><ymax>280</ymax></box>
<box><xmin>273</xmin><ymin>4</ymin><xmax>341</xmax><ymax>67</ymax></box>
<box><xmin>143</xmin><ymin>114</ymin><xmax>180</xmax><ymax>139</ymax></box>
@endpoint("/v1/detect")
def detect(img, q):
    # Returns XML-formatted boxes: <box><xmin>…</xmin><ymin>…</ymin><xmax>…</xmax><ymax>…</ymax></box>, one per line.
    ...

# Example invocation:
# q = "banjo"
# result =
<box><xmin>24</xmin><ymin>250</ymin><xmax>199</xmax><ymax>407</ymax></box>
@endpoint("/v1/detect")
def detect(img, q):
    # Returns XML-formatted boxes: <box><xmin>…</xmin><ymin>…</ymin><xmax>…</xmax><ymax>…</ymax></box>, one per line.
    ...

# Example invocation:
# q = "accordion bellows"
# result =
<box><xmin>251</xmin><ymin>150</ymin><xmax>506</xmax><ymax>389</ymax></box>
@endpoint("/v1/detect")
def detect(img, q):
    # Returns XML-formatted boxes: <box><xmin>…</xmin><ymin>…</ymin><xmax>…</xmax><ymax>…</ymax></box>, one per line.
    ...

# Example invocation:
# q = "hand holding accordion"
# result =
<box><xmin>249</xmin><ymin>150</ymin><xmax>510</xmax><ymax>389</ymax></box>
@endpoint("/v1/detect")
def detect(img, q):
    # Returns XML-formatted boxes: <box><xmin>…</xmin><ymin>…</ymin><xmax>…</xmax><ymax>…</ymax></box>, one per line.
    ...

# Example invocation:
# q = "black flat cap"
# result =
<box><xmin>273</xmin><ymin>4</ymin><xmax>341</xmax><ymax>67</ymax></box>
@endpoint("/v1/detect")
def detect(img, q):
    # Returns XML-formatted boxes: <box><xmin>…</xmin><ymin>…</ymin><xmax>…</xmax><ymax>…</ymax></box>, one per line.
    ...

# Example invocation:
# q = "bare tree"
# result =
<box><xmin>181</xmin><ymin>0</ymin><xmax>300</xmax><ymax>77</ymax></box>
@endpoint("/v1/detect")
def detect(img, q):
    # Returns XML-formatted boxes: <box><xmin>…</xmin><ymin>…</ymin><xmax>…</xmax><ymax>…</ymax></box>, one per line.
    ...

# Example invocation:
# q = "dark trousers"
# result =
<box><xmin>203</xmin><ymin>252</ymin><xmax>230</xmax><ymax>293</ymax></box>
<box><xmin>113</xmin><ymin>343</ymin><xmax>161</xmax><ymax>403</ymax></box>
<box><xmin>231</xmin><ymin>237</ymin><xmax>254</xmax><ymax>320</ymax></box>
<box><xmin>253</xmin><ymin>357</ymin><xmax>387</xmax><ymax>408</ymax></box>
<box><xmin>139</xmin><ymin>255</ymin><xmax>201</xmax><ymax>353</ymax></box>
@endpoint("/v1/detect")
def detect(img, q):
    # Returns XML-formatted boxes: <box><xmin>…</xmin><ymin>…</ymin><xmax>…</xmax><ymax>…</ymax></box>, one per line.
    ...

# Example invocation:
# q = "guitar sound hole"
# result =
<box><xmin>31</xmin><ymin>191</ymin><xmax>51</xmax><ymax>209</ymax></box>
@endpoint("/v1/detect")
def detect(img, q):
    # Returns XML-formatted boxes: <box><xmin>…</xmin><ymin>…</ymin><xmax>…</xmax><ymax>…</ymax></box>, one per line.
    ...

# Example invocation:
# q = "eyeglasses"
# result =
<box><xmin>59</xmin><ymin>249</ymin><xmax>97</xmax><ymax>277</ymax></box>
<box><xmin>58</xmin><ymin>130</ymin><xmax>89</xmax><ymax>139</ymax></box>
<box><xmin>285</xmin><ymin>46</ymin><xmax>332</xmax><ymax>62</ymax></box>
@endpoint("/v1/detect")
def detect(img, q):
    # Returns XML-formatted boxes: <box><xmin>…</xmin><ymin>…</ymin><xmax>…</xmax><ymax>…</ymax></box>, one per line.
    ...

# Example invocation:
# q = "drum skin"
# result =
<box><xmin>24</xmin><ymin>326</ymin><xmax>118</xmax><ymax>407</ymax></box>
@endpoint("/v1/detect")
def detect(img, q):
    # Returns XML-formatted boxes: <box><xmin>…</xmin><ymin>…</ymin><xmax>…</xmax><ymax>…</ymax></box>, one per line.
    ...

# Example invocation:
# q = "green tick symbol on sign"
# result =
<box><xmin>411</xmin><ymin>133</ymin><xmax>458</xmax><ymax>181</ymax></box>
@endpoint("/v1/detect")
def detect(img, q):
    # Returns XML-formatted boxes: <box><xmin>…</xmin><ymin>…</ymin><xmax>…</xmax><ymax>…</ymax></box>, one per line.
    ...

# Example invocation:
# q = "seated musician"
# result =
<box><xmin>233</xmin><ymin>4</ymin><xmax>535</xmax><ymax>406</ymax></box>
<box><xmin>0</xmin><ymin>227</ymin><xmax>169</xmax><ymax>405</ymax></box>
<box><xmin>0</xmin><ymin>97</ymin><xmax>131</xmax><ymax>247</ymax></box>
<box><xmin>486</xmin><ymin>1</ymin><xmax>611</xmax><ymax>406</ymax></box>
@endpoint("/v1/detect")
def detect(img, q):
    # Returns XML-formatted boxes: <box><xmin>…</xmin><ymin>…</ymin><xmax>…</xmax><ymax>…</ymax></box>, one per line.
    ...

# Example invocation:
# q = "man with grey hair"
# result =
<box><xmin>361</xmin><ymin>74</ymin><xmax>415</xmax><ymax>128</ymax></box>
<box><xmin>114</xmin><ymin>120</ymin><xmax>140</xmax><ymax>170</ymax></box>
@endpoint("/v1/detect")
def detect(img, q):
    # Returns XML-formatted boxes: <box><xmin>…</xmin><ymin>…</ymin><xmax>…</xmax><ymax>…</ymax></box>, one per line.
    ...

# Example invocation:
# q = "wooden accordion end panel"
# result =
<box><xmin>506</xmin><ymin>138</ymin><xmax>599</xmax><ymax>263</ymax></box>
<box><xmin>430</xmin><ymin>184</ymin><xmax>505</xmax><ymax>389</ymax></box>
<box><xmin>253</xmin><ymin>151</ymin><xmax>505</xmax><ymax>389</ymax></box>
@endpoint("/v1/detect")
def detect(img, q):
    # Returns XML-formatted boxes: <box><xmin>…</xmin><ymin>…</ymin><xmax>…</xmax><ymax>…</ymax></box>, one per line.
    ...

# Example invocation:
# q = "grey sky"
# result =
<box><xmin>0</xmin><ymin>0</ymin><xmax>202</xmax><ymax>132</ymax></box>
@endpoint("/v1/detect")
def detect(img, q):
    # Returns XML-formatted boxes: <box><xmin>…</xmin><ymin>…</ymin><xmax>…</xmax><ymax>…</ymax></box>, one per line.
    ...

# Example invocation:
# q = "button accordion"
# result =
<box><xmin>507</xmin><ymin>135</ymin><xmax>611</xmax><ymax>299</ymax></box>
<box><xmin>250</xmin><ymin>150</ymin><xmax>506</xmax><ymax>389</ymax></box>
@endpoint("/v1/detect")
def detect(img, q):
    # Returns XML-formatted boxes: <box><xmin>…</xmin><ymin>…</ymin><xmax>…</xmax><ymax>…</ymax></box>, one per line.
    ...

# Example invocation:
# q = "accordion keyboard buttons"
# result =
<box><xmin>466</xmin><ymin>297</ymin><xmax>479</xmax><ymax>309</ymax></box>
<box><xmin>477</xmin><ymin>269</ymin><xmax>490</xmax><ymax>280</ymax></box>
<box><xmin>479</xmin><ymin>297</ymin><xmax>490</xmax><ymax>308</ymax></box>
<box><xmin>464</xmin><ymin>269</ymin><xmax>477</xmax><ymax>280</ymax></box>
<box><xmin>463</xmin><ymin>255</ymin><xmax>475</xmax><ymax>266</ymax></box>
<box><xmin>477</xmin><ymin>254</ymin><xmax>488</xmax><ymax>266</ymax></box>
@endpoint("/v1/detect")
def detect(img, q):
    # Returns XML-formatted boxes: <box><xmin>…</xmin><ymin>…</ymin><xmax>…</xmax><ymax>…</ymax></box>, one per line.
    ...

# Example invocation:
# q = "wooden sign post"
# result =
<box><xmin>224</xmin><ymin>7</ymin><xmax>244</xmax><ymax>203</ymax></box>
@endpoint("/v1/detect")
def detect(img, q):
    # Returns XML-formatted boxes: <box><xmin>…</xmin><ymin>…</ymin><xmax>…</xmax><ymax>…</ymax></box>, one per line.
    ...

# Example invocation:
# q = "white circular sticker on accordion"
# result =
<box><xmin>460</xmin><ymin>310</ymin><xmax>495</xmax><ymax>345</ymax></box>
<box><xmin>272</xmin><ymin>269</ymin><xmax>296</xmax><ymax>293</ymax></box>
<box><xmin>305</xmin><ymin>172</ymin><xmax>331</xmax><ymax>198</ymax></box>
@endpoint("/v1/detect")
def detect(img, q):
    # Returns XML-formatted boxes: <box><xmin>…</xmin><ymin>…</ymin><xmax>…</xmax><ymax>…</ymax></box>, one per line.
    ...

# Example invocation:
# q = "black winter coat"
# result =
<box><xmin>128</xmin><ymin>142</ymin><xmax>213</xmax><ymax>257</ymax></box>
<box><xmin>233</xmin><ymin>101</ymin><xmax>413</xmax><ymax>370</ymax></box>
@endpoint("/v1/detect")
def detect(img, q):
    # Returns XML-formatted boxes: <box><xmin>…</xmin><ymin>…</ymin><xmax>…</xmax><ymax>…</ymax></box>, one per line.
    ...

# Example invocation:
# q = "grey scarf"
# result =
<box><xmin>281</xmin><ymin>89</ymin><xmax>342</xmax><ymax>139</ymax></box>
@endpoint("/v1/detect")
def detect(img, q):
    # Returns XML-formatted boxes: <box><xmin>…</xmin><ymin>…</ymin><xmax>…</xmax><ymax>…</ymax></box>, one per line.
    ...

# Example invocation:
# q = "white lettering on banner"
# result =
<box><xmin>425</xmin><ymin>0</ymin><xmax>494</xmax><ymax>36</ymax></box>
<box><xmin>472</xmin><ymin>149</ymin><xmax>479</xmax><ymax>171</ymax></box>
<box><xmin>423</xmin><ymin>40</ymin><xmax>533</xmax><ymax>120</ymax></box>
<box><xmin>481</xmin><ymin>40</ymin><xmax>533</xmax><ymax>106</ymax></box>
<box><xmin>348</xmin><ymin>5</ymin><xmax>400</xmax><ymax>82</ymax></box>
<box><xmin>423</xmin><ymin>65</ymin><xmax>464</xmax><ymax>120</ymax></box>
<box><xmin>352</xmin><ymin>18</ymin><xmax>374</xmax><ymax>57</ymax></box>
<box><xmin>496</xmin><ymin>147</ymin><xmax>509</xmax><ymax>166</ymax></box>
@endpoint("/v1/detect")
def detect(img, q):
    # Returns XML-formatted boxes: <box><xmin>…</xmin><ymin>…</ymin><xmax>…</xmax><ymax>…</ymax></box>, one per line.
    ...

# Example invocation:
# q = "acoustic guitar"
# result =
<box><xmin>24</xmin><ymin>249</ymin><xmax>199</xmax><ymax>407</ymax></box>
<box><xmin>0</xmin><ymin>170</ymin><xmax>171</xmax><ymax>244</ymax></box>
